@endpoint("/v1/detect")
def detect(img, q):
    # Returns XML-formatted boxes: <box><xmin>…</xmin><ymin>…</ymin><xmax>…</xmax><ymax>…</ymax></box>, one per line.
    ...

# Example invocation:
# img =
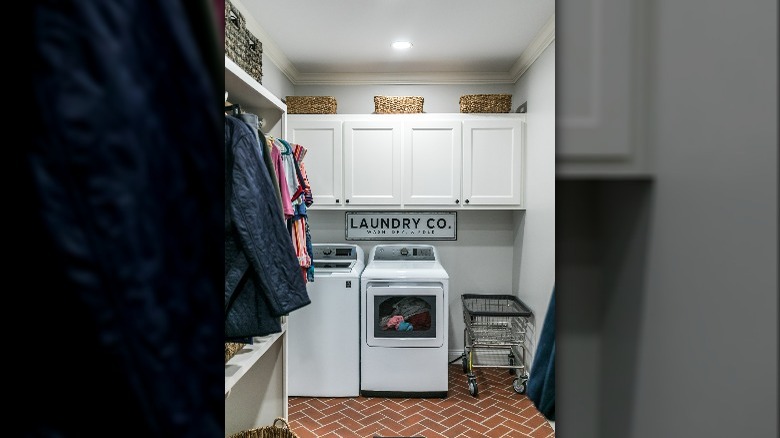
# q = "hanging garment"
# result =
<box><xmin>237</xmin><ymin>113</ymin><xmax>284</xmax><ymax>215</ymax></box>
<box><xmin>528</xmin><ymin>289</ymin><xmax>555</xmax><ymax>420</ymax></box>
<box><xmin>292</xmin><ymin>143</ymin><xmax>314</xmax><ymax>206</ymax></box>
<box><xmin>225</xmin><ymin>116</ymin><xmax>310</xmax><ymax>340</ymax></box>
<box><xmin>27</xmin><ymin>1</ymin><xmax>224</xmax><ymax>435</ymax></box>
<box><xmin>268</xmin><ymin>137</ymin><xmax>294</xmax><ymax>219</ymax></box>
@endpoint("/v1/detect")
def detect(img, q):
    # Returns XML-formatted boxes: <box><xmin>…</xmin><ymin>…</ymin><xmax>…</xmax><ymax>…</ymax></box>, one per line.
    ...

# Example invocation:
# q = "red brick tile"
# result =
<box><xmin>418</xmin><ymin>418</ymin><xmax>448</xmax><ymax>434</ymax></box>
<box><xmin>477</xmin><ymin>404</ymin><xmax>503</xmax><ymax>420</ymax></box>
<box><xmin>439</xmin><ymin>404</ymin><xmax>466</xmax><ymax>418</ymax></box>
<box><xmin>361</xmin><ymin>412</ymin><xmax>386</xmax><ymax>425</ymax></box>
<box><xmin>485</xmin><ymin>424</ymin><xmax>514</xmax><ymax>437</ymax></box>
<box><xmin>417</xmin><ymin>407</ymin><xmax>447</xmax><ymax>422</ymax></box>
<box><xmin>332</xmin><ymin>428</ymin><xmax>360</xmax><ymax>438</ymax></box>
<box><xmin>290</xmin><ymin>426</ymin><xmax>317</xmax><ymax>438</ymax></box>
<box><xmin>319</xmin><ymin>403</ymin><xmax>344</xmax><ymax>416</ymax></box>
<box><xmin>295</xmin><ymin>414</ymin><xmax>321</xmax><ymax>431</ymax></box>
<box><xmin>458</xmin><ymin>408</ymin><xmax>488</xmax><ymax>424</ymax></box>
<box><xmin>334</xmin><ymin>416</ymin><xmax>363</xmax><ymax>432</ymax></box>
<box><xmin>446</xmin><ymin>422</ymin><xmax>471</xmax><ymax>437</ymax></box>
<box><xmin>312</xmin><ymin>421</ymin><xmax>342</xmax><ymax>436</ymax></box>
<box><xmin>379</xmin><ymin>408</ymin><xmax>406</xmax><ymax>423</ymax></box>
<box><xmin>502</xmin><ymin>418</ymin><xmax>536</xmax><ymax>435</ymax></box>
<box><xmin>460</xmin><ymin>419</ymin><xmax>490</xmax><ymax>434</ymax></box>
<box><xmin>522</xmin><ymin>414</ymin><xmax>548</xmax><ymax>430</ymax></box>
<box><xmin>529</xmin><ymin>423</ymin><xmax>555</xmax><ymax>438</ymax></box>
<box><xmin>481</xmin><ymin>413</ymin><xmax>507</xmax><ymax>430</ymax></box>
<box><xmin>440</xmin><ymin>413</ymin><xmax>467</xmax><ymax>428</ymax></box>
<box><xmin>398</xmin><ymin>423</ymin><xmax>428</xmax><ymax>436</ymax></box>
<box><xmin>399</xmin><ymin>413</ymin><xmax>425</xmax><ymax>427</ymax></box>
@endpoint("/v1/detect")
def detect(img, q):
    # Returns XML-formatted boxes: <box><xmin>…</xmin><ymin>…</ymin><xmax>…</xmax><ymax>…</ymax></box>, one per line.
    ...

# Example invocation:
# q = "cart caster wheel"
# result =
<box><xmin>462</xmin><ymin>355</ymin><xmax>469</xmax><ymax>373</ymax></box>
<box><xmin>513</xmin><ymin>378</ymin><xmax>526</xmax><ymax>394</ymax></box>
<box><xmin>468</xmin><ymin>379</ymin><xmax>479</xmax><ymax>397</ymax></box>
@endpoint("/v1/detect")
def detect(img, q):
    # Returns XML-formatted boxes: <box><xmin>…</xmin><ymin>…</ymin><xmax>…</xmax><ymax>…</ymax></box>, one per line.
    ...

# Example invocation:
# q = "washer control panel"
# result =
<box><xmin>373</xmin><ymin>245</ymin><xmax>435</xmax><ymax>261</ymax></box>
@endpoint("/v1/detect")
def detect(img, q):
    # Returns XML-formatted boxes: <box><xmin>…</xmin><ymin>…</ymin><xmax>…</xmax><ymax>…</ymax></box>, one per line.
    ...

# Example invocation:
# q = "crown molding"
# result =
<box><xmin>255</xmin><ymin>14</ymin><xmax>555</xmax><ymax>86</ymax></box>
<box><xmin>293</xmin><ymin>71</ymin><xmax>516</xmax><ymax>85</ymax></box>
<box><xmin>510</xmin><ymin>13</ymin><xmax>556</xmax><ymax>82</ymax></box>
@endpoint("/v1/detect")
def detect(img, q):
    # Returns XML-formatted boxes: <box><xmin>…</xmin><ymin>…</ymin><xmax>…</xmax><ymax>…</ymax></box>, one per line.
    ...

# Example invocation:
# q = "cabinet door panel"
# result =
<box><xmin>463</xmin><ymin>120</ymin><xmax>524</xmax><ymax>206</ymax></box>
<box><xmin>403</xmin><ymin>121</ymin><xmax>462</xmax><ymax>205</ymax></box>
<box><xmin>287</xmin><ymin>120</ymin><xmax>343</xmax><ymax>205</ymax></box>
<box><xmin>344</xmin><ymin>121</ymin><xmax>402</xmax><ymax>205</ymax></box>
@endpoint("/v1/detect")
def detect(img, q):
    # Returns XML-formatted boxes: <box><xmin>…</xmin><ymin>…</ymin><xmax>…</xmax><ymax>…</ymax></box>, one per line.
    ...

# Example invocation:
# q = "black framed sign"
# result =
<box><xmin>345</xmin><ymin>212</ymin><xmax>457</xmax><ymax>241</ymax></box>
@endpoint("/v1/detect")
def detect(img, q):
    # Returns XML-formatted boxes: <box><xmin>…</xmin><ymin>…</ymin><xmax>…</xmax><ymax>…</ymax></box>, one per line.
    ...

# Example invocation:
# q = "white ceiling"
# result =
<box><xmin>243</xmin><ymin>0</ymin><xmax>555</xmax><ymax>84</ymax></box>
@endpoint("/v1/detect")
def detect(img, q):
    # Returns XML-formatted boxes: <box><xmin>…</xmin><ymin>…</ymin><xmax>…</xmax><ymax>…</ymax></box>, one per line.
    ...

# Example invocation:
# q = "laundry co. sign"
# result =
<box><xmin>345</xmin><ymin>212</ymin><xmax>457</xmax><ymax>241</ymax></box>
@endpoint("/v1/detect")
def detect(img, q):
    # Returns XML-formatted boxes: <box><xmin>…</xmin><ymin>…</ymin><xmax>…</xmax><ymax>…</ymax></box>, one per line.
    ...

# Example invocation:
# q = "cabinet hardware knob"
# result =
<box><xmin>346</xmin><ymin>199</ymin><xmax>350</xmax><ymax>204</ymax></box>
<box><xmin>465</xmin><ymin>199</ymin><xmax>470</xmax><ymax>204</ymax></box>
<box><xmin>455</xmin><ymin>199</ymin><xmax>460</xmax><ymax>204</ymax></box>
<box><xmin>336</xmin><ymin>199</ymin><xmax>339</xmax><ymax>203</ymax></box>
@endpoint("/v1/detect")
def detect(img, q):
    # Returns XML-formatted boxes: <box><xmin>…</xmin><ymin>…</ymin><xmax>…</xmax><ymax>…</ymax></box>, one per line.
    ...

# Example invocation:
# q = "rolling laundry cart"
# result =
<box><xmin>462</xmin><ymin>294</ymin><xmax>533</xmax><ymax>397</ymax></box>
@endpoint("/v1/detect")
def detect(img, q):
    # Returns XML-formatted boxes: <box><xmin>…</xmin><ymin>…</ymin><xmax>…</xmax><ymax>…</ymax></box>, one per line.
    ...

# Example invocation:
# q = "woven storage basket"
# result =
<box><xmin>459</xmin><ymin>94</ymin><xmax>512</xmax><ymax>113</ymax></box>
<box><xmin>224</xmin><ymin>1</ymin><xmax>247</xmax><ymax>66</ymax></box>
<box><xmin>286</xmin><ymin>96</ymin><xmax>337</xmax><ymax>114</ymax></box>
<box><xmin>225</xmin><ymin>342</ymin><xmax>245</xmax><ymax>363</ymax></box>
<box><xmin>374</xmin><ymin>96</ymin><xmax>424</xmax><ymax>114</ymax></box>
<box><xmin>224</xmin><ymin>0</ymin><xmax>263</xmax><ymax>84</ymax></box>
<box><xmin>228</xmin><ymin>418</ymin><xmax>298</xmax><ymax>438</ymax></box>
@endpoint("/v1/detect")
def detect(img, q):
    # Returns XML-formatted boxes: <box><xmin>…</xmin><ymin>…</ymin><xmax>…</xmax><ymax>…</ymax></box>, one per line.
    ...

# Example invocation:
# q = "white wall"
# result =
<box><xmin>294</xmin><ymin>84</ymin><xmax>515</xmax><ymax>114</ymax></box>
<box><xmin>306</xmin><ymin>210</ymin><xmax>516</xmax><ymax>354</ymax></box>
<box><xmin>511</xmin><ymin>41</ymin><xmax>556</xmax><ymax>367</ymax></box>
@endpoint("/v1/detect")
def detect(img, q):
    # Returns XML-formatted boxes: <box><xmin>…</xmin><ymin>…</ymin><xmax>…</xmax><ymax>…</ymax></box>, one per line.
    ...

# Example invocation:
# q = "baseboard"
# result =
<box><xmin>449</xmin><ymin>349</ymin><xmax>464</xmax><ymax>362</ymax></box>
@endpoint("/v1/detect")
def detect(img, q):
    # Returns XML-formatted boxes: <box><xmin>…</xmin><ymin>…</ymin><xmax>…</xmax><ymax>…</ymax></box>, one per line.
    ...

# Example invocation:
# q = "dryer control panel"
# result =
<box><xmin>373</xmin><ymin>245</ymin><xmax>436</xmax><ymax>261</ymax></box>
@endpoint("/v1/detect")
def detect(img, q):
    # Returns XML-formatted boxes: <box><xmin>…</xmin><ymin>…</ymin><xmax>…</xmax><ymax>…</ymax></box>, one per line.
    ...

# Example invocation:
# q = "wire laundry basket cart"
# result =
<box><xmin>462</xmin><ymin>294</ymin><xmax>533</xmax><ymax>397</ymax></box>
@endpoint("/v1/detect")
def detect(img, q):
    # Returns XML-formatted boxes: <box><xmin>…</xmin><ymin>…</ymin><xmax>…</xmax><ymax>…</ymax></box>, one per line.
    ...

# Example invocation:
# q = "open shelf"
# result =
<box><xmin>224</xmin><ymin>321</ymin><xmax>287</xmax><ymax>395</ymax></box>
<box><xmin>225</xmin><ymin>56</ymin><xmax>286</xmax><ymax>113</ymax></box>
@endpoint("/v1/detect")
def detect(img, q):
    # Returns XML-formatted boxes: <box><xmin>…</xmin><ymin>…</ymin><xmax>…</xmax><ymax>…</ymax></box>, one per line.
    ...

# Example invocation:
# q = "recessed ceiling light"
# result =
<box><xmin>391</xmin><ymin>41</ymin><xmax>413</xmax><ymax>49</ymax></box>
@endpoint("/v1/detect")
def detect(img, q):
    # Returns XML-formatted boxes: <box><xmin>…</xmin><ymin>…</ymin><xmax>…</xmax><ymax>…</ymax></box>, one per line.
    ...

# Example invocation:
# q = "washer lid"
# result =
<box><xmin>313</xmin><ymin>260</ymin><xmax>355</xmax><ymax>273</ymax></box>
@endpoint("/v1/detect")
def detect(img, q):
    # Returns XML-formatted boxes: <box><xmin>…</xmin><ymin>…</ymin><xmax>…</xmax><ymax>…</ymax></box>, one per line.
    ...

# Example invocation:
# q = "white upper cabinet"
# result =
<box><xmin>403</xmin><ymin>121</ymin><xmax>462</xmax><ymax>206</ymax></box>
<box><xmin>286</xmin><ymin>119</ymin><xmax>343</xmax><ymax>206</ymax></box>
<box><xmin>287</xmin><ymin>114</ymin><xmax>525</xmax><ymax>210</ymax></box>
<box><xmin>557</xmin><ymin>0</ymin><xmax>651</xmax><ymax>177</ymax></box>
<box><xmin>463</xmin><ymin>118</ymin><xmax>525</xmax><ymax>206</ymax></box>
<box><xmin>343</xmin><ymin>120</ymin><xmax>403</xmax><ymax>206</ymax></box>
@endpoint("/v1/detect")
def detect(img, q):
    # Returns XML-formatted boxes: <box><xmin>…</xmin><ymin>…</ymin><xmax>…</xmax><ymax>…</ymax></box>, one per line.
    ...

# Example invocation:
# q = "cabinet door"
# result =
<box><xmin>286</xmin><ymin>119</ymin><xmax>343</xmax><ymax>205</ymax></box>
<box><xmin>557</xmin><ymin>0</ymin><xmax>650</xmax><ymax>176</ymax></box>
<box><xmin>344</xmin><ymin>121</ymin><xmax>402</xmax><ymax>205</ymax></box>
<box><xmin>463</xmin><ymin>119</ymin><xmax>525</xmax><ymax>206</ymax></box>
<box><xmin>403</xmin><ymin>121</ymin><xmax>462</xmax><ymax>206</ymax></box>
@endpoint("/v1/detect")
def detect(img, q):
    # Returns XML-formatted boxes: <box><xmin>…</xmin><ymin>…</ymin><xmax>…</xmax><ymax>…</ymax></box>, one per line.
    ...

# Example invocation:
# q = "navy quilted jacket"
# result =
<box><xmin>224</xmin><ymin>116</ymin><xmax>310</xmax><ymax>339</ymax></box>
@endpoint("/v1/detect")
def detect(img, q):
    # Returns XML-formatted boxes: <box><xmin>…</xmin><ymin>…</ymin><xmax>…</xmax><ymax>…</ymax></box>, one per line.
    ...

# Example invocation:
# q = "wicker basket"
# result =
<box><xmin>224</xmin><ymin>1</ymin><xmax>247</xmax><ymax>66</ymax></box>
<box><xmin>459</xmin><ymin>94</ymin><xmax>512</xmax><ymax>113</ymax></box>
<box><xmin>228</xmin><ymin>418</ymin><xmax>298</xmax><ymax>438</ymax></box>
<box><xmin>225</xmin><ymin>342</ymin><xmax>245</xmax><ymax>363</ymax></box>
<box><xmin>374</xmin><ymin>96</ymin><xmax>424</xmax><ymax>114</ymax></box>
<box><xmin>286</xmin><ymin>96</ymin><xmax>338</xmax><ymax>114</ymax></box>
<box><xmin>224</xmin><ymin>0</ymin><xmax>263</xmax><ymax>84</ymax></box>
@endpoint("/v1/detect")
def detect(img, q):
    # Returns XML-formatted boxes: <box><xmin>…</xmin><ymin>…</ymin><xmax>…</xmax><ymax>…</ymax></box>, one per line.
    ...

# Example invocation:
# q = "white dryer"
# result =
<box><xmin>288</xmin><ymin>244</ymin><xmax>364</xmax><ymax>397</ymax></box>
<box><xmin>360</xmin><ymin>244</ymin><xmax>449</xmax><ymax>398</ymax></box>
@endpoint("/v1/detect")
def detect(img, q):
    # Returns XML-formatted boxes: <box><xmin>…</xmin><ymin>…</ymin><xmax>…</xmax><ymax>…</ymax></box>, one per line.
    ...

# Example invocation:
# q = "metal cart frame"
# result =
<box><xmin>461</xmin><ymin>294</ymin><xmax>533</xmax><ymax>397</ymax></box>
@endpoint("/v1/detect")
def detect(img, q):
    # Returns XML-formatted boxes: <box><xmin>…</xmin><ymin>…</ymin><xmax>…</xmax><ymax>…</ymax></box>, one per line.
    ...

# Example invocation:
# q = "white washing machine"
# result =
<box><xmin>360</xmin><ymin>244</ymin><xmax>449</xmax><ymax>398</ymax></box>
<box><xmin>287</xmin><ymin>244</ymin><xmax>364</xmax><ymax>397</ymax></box>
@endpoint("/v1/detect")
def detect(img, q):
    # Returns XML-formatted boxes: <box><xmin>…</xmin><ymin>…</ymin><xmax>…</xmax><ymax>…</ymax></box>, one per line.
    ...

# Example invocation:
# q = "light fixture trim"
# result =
<box><xmin>391</xmin><ymin>41</ymin><xmax>413</xmax><ymax>49</ymax></box>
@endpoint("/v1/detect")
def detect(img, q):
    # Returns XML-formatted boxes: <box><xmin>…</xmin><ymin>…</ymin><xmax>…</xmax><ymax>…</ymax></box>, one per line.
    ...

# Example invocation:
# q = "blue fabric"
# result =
<box><xmin>528</xmin><ymin>289</ymin><xmax>555</xmax><ymax>420</ymax></box>
<box><xmin>25</xmin><ymin>0</ymin><xmax>225</xmax><ymax>435</ymax></box>
<box><xmin>397</xmin><ymin>321</ymin><xmax>413</xmax><ymax>331</ymax></box>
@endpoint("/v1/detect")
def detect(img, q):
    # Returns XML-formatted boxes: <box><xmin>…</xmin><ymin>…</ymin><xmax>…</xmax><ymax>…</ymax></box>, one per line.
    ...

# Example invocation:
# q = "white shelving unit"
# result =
<box><xmin>224</xmin><ymin>322</ymin><xmax>287</xmax><ymax>395</ymax></box>
<box><xmin>225</xmin><ymin>56</ymin><xmax>288</xmax><ymax>437</ymax></box>
<box><xmin>224</xmin><ymin>56</ymin><xmax>286</xmax><ymax>137</ymax></box>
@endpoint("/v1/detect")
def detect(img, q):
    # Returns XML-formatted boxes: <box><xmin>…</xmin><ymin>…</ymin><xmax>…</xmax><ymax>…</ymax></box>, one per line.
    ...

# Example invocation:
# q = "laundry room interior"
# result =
<box><xmin>224</xmin><ymin>1</ymin><xmax>556</xmax><ymax>437</ymax></box>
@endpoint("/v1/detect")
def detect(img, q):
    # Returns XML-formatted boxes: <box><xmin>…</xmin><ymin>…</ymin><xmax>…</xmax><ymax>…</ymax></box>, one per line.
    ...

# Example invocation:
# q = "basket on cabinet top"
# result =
<box><xmin>459</xmin><ymin>94</ymin><xmax>512</xmax><ymax>113</ymax></box>
<box><xmin>285</xmin><ymin>96</ymin><xmax>338</xmax><ymax>114</ymax></box>
<box><xmin>224</xmin><ymin>0</ymin><xmax>263</xmax><ymax>84</ymax></box>
<box><xmin>374</xmin><ymin>95</ymin><xmax>424</xmax><ymax>114</ymax></box>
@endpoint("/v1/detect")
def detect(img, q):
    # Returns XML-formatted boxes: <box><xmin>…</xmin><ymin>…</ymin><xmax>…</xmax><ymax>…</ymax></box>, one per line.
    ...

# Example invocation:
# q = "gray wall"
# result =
<box><xmin>294</xmin><ymin>84</ymin><xmax>515</xmax><ymax>114</ymax></box>
<box><xmin>556</xmin><ymin>1</ymin><xmax>779</xmax><ymax>437</ymax></box>
<box><xmin>511</xmin><ymin>42</ymin><xmax>556</xmax><ymax>367</ymax></box>
<box><xmin>306</xmin><ymin>210</ymin><xmax>516</xmax><ymax>356</ymax></box>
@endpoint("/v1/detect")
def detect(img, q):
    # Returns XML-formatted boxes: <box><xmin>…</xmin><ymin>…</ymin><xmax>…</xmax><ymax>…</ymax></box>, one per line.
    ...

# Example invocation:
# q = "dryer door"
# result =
<box><xmin>366</xmin><ymin>282</ymin><xmax>444</xmax><ymax>348</ymax></box>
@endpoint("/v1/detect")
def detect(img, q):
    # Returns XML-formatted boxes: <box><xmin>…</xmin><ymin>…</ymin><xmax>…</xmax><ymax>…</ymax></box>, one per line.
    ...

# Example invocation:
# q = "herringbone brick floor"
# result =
<box><xmin>288</xmin><ymin>364</ymin><xmax>555</xmax><ymax>438</ymax></box>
